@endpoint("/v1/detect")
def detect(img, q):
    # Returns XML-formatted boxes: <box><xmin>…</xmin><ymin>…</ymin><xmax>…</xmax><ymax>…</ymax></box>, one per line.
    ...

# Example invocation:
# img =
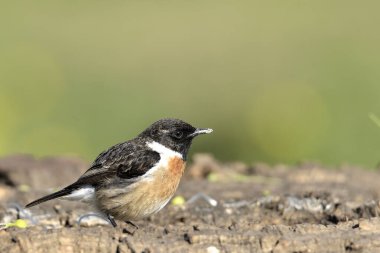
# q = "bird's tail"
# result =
<box><xmin>25</xmin><ymin>188</ymin><xmax>73</xmax><ymax>208</ymax></box>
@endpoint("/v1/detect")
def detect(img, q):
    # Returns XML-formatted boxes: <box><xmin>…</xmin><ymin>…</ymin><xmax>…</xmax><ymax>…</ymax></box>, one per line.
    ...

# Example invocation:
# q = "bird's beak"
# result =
<box><xmin>188</xmin><ymin>128</ymin><xmax>213</xmax><ymax>137</ymax></box>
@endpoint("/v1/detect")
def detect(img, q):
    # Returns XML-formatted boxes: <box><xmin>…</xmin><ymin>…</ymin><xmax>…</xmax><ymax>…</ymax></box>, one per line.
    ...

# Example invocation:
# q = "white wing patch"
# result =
<box><xmin>63</xmin><ymin>186</ymin><xmax>96</xmax><ymax>203</ymax></box>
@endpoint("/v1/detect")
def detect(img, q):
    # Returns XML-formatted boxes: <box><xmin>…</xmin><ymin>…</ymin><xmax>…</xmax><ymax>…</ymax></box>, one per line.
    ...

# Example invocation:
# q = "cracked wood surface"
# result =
<box><xmin>2</xmin><ymin>218</ymin><xmax>380</xmax><ymax>253</ymax></box>
<box><xmin>1</xmin><ymin>155</ymin><xmax>380</xmax><ymax>253</ymax></box>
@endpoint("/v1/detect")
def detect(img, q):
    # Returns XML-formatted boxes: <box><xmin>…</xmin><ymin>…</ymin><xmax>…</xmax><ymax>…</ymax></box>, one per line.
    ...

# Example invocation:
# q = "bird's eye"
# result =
<box><xmin>173</xmin><ymin>130</ymin><xmax>183</xmax><ymax>139</ymax></box>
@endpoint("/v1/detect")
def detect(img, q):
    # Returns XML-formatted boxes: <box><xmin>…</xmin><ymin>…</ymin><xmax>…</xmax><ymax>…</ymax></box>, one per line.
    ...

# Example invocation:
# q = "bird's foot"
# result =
<box><xmin>125</xmin><ymin>220</ymin><xmax>138</xmax><ymax>229</ymax></box>
<box><xmin>123</xmin><ymin>220</ymin><xmax>138</xmax><ymax>235</ymax></box>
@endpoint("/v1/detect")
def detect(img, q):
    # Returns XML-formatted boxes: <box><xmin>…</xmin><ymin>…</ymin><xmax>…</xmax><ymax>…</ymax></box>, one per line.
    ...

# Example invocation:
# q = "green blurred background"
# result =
<box><xmin>1</xmin><ymin>1</ymin><xmax>379</xmax><ymax>167</ymax></box>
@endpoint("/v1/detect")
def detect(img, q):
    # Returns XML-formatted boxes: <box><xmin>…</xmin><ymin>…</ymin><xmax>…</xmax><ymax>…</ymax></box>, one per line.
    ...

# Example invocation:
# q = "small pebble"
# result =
<box><xmin>171</xmin><ymin>196</ymin><xmax>186</xmax><ymax>206</ymax></box>
<box><xmin>207</xmin><ymin>246</ymin><xmax>220</xmax><ymax>253</ymax></box>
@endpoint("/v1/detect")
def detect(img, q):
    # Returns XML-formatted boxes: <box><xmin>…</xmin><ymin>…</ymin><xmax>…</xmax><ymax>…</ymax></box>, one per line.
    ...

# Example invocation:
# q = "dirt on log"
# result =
<box><xmin>1</xmin><ymin>154</ymin><xmax>380</xmax><ymax>253</ymax></box>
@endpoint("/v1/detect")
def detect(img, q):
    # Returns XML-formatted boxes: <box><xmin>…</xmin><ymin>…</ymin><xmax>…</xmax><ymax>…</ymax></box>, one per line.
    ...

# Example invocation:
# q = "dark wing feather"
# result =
<box><xmin>76</xmin><ymin>141</ymin><xmax>160</xmax><ymax>185</ymax></box>
<box><xmin>25</xmin><ymin>188</ymin><xmax>74</xmax><ymax>208</ymax></box>
<box><xmin>116</xmin><ymin>150</ymin><xmax>160</xmax><ymax>178</ymax></box>
<box><xmin>26</xmin><ymin>139</ymin><xmax>160</xmax><ymax>208</ymax></box>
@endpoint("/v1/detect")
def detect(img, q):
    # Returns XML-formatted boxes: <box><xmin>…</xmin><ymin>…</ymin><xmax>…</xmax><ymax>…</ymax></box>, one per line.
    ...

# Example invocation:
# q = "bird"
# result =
<box><xmin>25</xmin><ymin>118</ymin><xmax>213</xmax><ymax>227</ymax></box>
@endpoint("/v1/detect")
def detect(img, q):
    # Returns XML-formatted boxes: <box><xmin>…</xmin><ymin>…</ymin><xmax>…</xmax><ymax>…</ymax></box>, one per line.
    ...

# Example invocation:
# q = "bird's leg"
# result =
<box><xmin>125</xmin><ymin>220</ymin><xmax>139</xmax><ymax>229</ymax></box>
<box><xmin>107</xmin><ymin>214</ymin><xmax>117</xmax><ymax>227</ymax></box>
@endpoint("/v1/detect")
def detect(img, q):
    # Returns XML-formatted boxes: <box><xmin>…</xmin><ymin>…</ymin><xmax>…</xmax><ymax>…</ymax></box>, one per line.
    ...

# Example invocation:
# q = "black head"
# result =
<box><xmin>139</xmin><ymin>118</ymin><xmax>213</xmax><ymax>160</ymax></box>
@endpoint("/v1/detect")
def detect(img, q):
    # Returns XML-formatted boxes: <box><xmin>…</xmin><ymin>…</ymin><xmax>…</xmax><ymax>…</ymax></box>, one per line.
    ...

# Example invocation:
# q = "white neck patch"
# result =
<box><xmin>146</xmin><ymin>141</ymin><xmax>182</xmax><ymax>159</ymax></box>
<box><xmin>142</xmin><ymin>141</ymin><xmax>183</xmax><ymax>180</ymax></box>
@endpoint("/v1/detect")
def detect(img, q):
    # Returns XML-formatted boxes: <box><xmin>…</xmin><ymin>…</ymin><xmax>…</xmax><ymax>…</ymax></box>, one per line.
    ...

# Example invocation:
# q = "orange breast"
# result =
<box><xmin>168</xmin><ymin>156</ymin><xmax>186</xmax><ymax>176</ymax></box>
<box><xmin>153</xmin><ymin>156</ymin><xmax>185</xmax><ymax>199</ymax></box>
<box><xmin>96</xmin><ymin>155</ymin><xmax>186</xmax><ymax>220</ymax></box>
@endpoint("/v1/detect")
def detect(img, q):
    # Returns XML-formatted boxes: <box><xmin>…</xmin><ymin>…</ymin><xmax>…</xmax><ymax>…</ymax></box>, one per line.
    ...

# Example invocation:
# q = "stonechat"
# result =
<box><xmin>26</xmin><ymin>118</ymin><xmax>213</xmax><ymax>227</ymax></box>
